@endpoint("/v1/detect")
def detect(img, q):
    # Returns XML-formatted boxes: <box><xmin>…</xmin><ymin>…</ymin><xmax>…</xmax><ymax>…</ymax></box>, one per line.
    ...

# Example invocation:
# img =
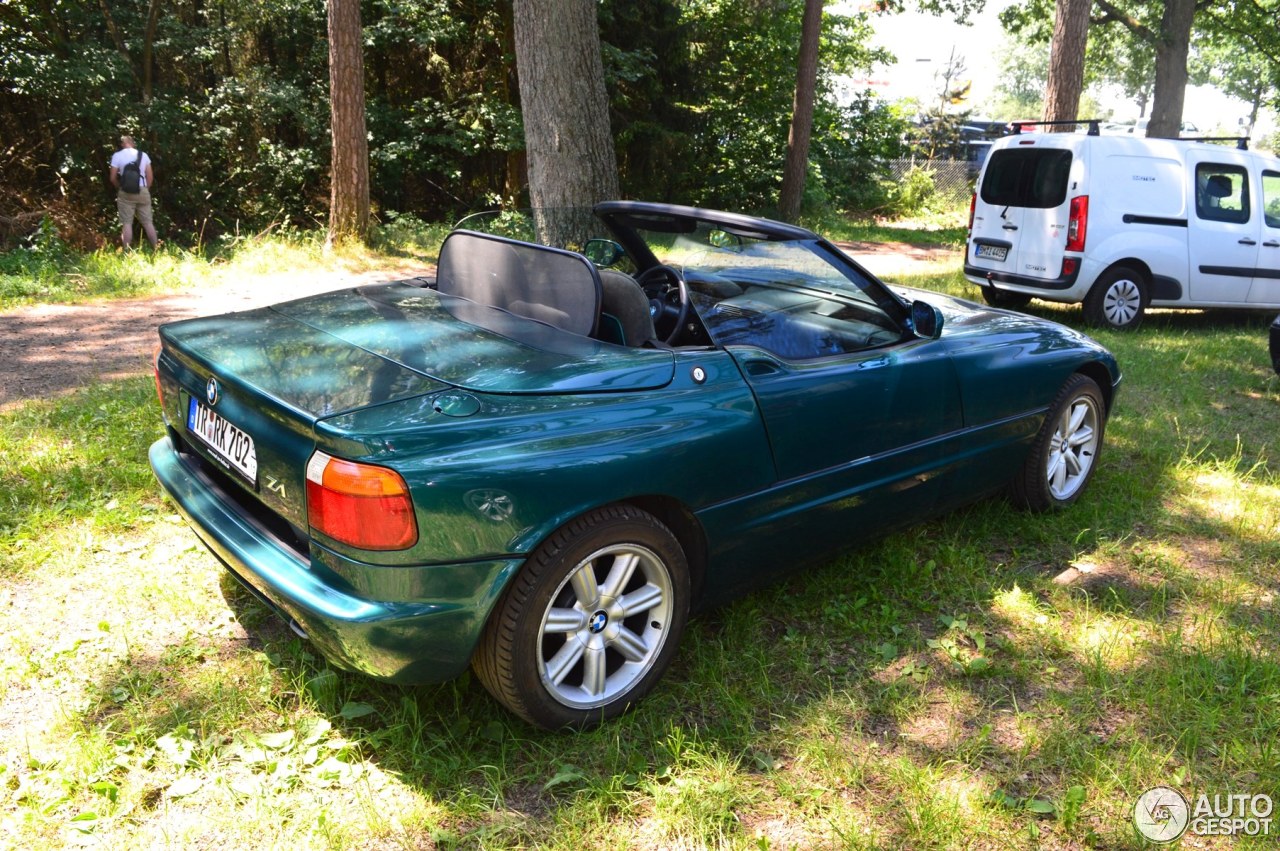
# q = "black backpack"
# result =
<box><xmin>120</xmin><ymin>150</ymin><xmax>143</xmax><ymax>194</ymax></box>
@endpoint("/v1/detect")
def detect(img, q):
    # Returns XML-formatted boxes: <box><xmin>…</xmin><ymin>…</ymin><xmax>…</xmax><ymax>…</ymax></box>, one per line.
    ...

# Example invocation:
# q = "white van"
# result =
<box><xmin>965</xmin><ymin>127</ymin><xmax>1280</xmax><ymax>329</ymax></box>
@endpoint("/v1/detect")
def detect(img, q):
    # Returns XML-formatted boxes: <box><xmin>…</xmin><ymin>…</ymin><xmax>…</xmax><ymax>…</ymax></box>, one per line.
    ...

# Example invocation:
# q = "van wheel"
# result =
<box><xmin>1084</xmin><ymin>266</ymin><xmax>1147</xmax><ymax>330</ymax></box>
<box><xmin>981</xmin><ymin>287</ymin><xmax>1031</xmax><ymax>309</ymax></box>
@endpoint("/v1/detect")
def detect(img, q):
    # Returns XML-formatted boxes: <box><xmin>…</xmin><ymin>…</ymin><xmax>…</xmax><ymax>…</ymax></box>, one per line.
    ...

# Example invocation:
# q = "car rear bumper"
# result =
<box><xmin>149</xmin><ymin>436</ymin><xmax>521</xmax><ymax>684</ymax></box>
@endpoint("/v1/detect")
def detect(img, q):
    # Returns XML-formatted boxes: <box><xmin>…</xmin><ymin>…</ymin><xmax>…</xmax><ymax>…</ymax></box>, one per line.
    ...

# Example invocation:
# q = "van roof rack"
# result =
<box><xmin>1181</xmin><ymin>136</ymin><xmax>1250</xmax><ymax>150</ymax></box>
<box><xmin>1008</xmin><ymin>119</ymin><xmax>1101</xmax><ymax>136</ymax></box>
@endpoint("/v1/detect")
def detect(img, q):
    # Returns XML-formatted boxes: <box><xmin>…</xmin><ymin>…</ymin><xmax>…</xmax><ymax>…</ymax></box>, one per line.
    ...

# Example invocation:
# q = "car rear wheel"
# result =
<box><xmin>1084</xmin><ymin>266</ymin><xmax>1147</xmax><ymax>330</ymax></box>
<box><xmin>980</xmin><ymin>287</ymin><xmax>1031</xmax><ymax>310</ymax></box>
<box><xmin>1011</xmin><ymin>374</ymin><xmax>1106</xmax><ymax>512</ymax></box>
<box><xmin>473</xmin><ymin>505</ymin><xmax>690</xmax><ymax>729</ymax></box>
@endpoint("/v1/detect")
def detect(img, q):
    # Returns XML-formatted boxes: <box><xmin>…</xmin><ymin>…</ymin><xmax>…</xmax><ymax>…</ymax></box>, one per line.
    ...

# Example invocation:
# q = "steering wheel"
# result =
<box><xmin>635</xmin><ymin>264</ymin><xmax>691</xmax><ymax>345</ymax></box>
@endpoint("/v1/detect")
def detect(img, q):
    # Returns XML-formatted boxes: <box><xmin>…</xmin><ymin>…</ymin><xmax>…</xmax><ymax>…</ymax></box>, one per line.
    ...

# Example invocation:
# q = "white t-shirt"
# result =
<box><xmin>110</xmin><ymin>148</ymin><xmax>151</xmax><ymax>188</ymax></box>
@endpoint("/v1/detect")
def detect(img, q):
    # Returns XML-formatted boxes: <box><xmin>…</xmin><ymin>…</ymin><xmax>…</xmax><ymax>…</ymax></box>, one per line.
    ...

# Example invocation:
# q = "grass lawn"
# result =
<box><xmin>0</xmin><ymin>235</ymin><xmax>1277</xmax><ymax>849</ymax></box>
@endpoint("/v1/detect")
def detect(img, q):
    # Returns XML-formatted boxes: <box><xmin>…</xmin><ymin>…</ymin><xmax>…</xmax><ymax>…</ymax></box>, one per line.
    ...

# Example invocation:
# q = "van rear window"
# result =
<box><xmin>980</xmin><ymin>148</ymin><xmax>1073</xmax><ymax>208</ymax></box>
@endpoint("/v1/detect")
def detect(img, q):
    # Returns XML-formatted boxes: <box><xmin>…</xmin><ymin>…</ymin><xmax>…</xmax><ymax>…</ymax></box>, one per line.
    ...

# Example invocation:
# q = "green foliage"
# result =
<box><xmin>987</xmin><ymin>43</ymin><xmax>1049</xmax><ymax>121</ymax></box>
<box><xmin>0</xmin><ymin>0</ymin><xmax>963</xmax><ymax>248</ymax></box>
<box><xmin>887</xmin><ymin>165</ymin><xmax>938</xmax><ymax>216</ymax></box>
<box><xmin>909</xmin><ymin>107</ymin><xmax>971</xmax><ymax>160</ymax></box>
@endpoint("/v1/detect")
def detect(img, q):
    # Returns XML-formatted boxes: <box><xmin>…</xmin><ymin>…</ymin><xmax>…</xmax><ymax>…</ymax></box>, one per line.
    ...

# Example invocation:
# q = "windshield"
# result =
<box><xmin>453</xmin><ymin>206</ymin><xmax>908</xmax><ymax>358</ymax></box>
<box><xmin>630</xmin><ymin>219</ymin><xmax>905</xmax><ymax>358</ymax></box>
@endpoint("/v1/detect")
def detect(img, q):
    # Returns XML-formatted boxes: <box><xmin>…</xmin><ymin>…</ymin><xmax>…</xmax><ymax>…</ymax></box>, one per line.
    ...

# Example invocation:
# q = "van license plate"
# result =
<box><xmin>975</xmin><ymin>244</ymin><xmax>1008</xmax><ymax>262</ymax></box>
<box><xmin>187</xmin><ymin>397</ymin><xmax>258</xmax><ymax>483</ymax></box>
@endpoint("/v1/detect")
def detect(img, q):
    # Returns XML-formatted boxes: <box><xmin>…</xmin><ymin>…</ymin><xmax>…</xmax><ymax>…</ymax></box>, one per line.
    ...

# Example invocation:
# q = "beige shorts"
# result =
<box><xmin>116</xmin><ymin>188</ymin><xmax>154</xmax><ymax>228</ymax></box>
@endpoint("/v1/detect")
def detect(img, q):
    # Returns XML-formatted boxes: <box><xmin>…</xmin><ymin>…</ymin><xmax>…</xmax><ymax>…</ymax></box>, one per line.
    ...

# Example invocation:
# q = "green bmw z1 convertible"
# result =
<box><xmin>150</xmin><ymin>202</ymin><xmax>1121</xmax><ymax>729</ymax></box>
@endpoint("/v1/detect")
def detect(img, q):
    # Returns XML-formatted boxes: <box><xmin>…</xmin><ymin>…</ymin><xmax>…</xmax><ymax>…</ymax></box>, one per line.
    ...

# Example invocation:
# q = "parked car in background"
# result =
<box><xmin>1271</xmin><ymin>313</ymin><xmax>1280</xmax><ymax>376</ymax></box>
<box><xmin>966</xmin><ymin>125</ymin><xmax>1280</xmax><ymax>329</ymax></box>
<box><xmin>151</xmin><ymin>202</ymin><xmax>1120</xmax><ymax>729</ymax></box>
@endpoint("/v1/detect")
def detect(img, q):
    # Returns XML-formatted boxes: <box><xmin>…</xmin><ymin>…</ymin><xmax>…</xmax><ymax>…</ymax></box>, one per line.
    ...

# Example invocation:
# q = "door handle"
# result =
<box><xmin>1264</xmin><ymin>241</ymin><xmax>1280</xmax><ymax>248</ymax></box>
<box><xmin>1239</xmin><ymin>238</ymin><xmax>1258</xmax><ymax>246</ymax></box>
<box><xmin>1002</xmin><ymin>224</ymin><xmax>1018</xmax><ymax>231</ymax></box>
<box><xmin>742</xmin><ymin>359</ymin><xmax>784</xmax><ymax>378</ymax></box>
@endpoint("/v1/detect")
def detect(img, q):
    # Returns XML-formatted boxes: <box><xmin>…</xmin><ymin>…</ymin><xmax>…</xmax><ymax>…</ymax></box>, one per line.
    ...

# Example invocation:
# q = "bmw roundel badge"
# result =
<box><xmin>589</xmin><ymin>610</ymin><xmax>608</xmax><ymax>634</ymax></box>
<box><xmin>206</xmin><ymin>376</ymin><xmax>220</xmax><ymax>406</ymax></box>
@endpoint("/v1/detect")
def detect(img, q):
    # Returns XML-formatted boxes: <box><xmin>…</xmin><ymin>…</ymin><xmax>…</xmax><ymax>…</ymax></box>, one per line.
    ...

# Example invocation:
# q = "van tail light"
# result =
<box><xmin>153</xmin><ymin>343</ymin><xmax>165</xmax><ymax>407</ymax></box>
<box><xmin>1066</xmin><ymin>195</ymin><xmax>1089</xmax><ymax>252</ymax></box>
<box><xmin>968</xmin><ymin>192</ymin><xmax>977</xmax><ymax>232</ymax></box>
<box><xmin>306</xmin><ymin>451</ymin><xmax>418</xmax><ymax>551</ymax></box>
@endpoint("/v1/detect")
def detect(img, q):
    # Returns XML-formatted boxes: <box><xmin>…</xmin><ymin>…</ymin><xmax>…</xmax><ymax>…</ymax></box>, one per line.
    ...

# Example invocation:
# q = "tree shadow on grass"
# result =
<box><xmin>69</xmin><ymin>474</ymin><xmax>1278</xmax><ymax>848</ymax></box>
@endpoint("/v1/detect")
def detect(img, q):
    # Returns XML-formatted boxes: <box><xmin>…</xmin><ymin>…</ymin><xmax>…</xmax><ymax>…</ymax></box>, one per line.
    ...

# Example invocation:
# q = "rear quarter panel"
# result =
<box><xmin>312</xmin><ymin>349</ymin><xmax>775</xmax><ymax>568</ymax></box>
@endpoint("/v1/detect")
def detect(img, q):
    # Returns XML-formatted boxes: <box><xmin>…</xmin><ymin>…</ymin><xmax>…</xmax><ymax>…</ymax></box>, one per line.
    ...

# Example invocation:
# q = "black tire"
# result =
<box><xmin>1010</xmin><ymin>374</ymin><xmax>1107</xmax><ymax>512</ymax></box>
<box><xmin>980</xmin><ymin>287</ymin><xmax>1032</xmax><ymax>310</ymax></box>
<box><xmin>1083</xmin><ymin>265</ymin><xmax>1148</xmax><ymax>330</ymax></box>
<box><xmin>472</xmin><ymin>505</ymin><xmax>690</xmax><ymax>729</ymax></box>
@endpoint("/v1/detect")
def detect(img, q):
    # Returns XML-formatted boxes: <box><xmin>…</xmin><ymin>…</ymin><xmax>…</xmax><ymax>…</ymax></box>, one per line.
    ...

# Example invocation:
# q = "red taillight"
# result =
<box><xmin>153</xmin><ymin>343</ymin><xmax>165</xmax><ymax>407</ymax></box>
<box><xmin>305</xmin><ymin>451</ymin><xmax>418</xmax><ymax>551</ymax></box>
<box><xmin>1066</xmin><ymin>195</ymin><xmax>1088</xmax><ymax>252</ymax></box>
<box><xmin>1061</xmin><ymin>257</ymin><xmax>1079</xmax><ymax>277</ymax></box>
<box><xmin>968</xmin><ymin>192</ymin><xmax>977</xmax><ymax>232</ymax></box>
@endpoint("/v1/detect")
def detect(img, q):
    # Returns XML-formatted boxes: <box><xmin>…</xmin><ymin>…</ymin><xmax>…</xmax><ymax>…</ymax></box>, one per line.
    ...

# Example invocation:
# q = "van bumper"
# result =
<box><xmin>964</xmin><ymin>263</ymin><xmax>1082</xmax><ymax>292</ymax></box>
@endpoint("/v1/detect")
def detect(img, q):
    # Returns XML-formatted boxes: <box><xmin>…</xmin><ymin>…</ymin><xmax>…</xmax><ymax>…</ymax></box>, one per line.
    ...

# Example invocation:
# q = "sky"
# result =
<box><xmin>847</xmin><ymin>0</ymin><xmax>1274</xmax><ymax>138</ymax></box>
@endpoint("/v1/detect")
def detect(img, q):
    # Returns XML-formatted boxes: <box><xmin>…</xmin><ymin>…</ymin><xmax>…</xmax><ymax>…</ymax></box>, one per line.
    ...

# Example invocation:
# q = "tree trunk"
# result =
<box><xmin>779</xmin><ymin>0</ymin><xmax>822</xmax><ymax>223</ymax></box>
<box><xmin>142</xmin><ymin>0</ymin><xmax>162</xmax><ymax>105</ymax></box>
<box><xmin>512</xmin><ymin>0</ymin><xmax>619</xmax><ymax>248</ymax></box>
<box><xmin>326</xmin><ymin>0</ymin><xmax>370</xmax><ymax>245</ymax></box>
<box><xmin>1146</xmin><ymin>0</ymin><xmax>1196</xmax><ymax>138</ymax></box>
<box><xmin>1042</xmin><ymin>0</ymin><xmax>1091</xmax><ymax>131</ymax></box>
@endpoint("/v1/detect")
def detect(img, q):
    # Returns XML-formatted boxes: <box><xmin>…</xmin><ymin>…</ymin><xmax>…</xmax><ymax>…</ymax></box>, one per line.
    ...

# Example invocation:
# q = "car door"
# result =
<box><xmin>1188</xmin><ymin>154</ymin><xmax>1260</xmax><ymax>303</ymax></box>
<box><xmin>1249</xmin><ymin>168</ymin><xmax>1280</xmax><ymax>305</ymax></box>
<box><xmin>724</xmin><ymin>320</ymin><xmax>963</xmax><ymax>563</ymax></box>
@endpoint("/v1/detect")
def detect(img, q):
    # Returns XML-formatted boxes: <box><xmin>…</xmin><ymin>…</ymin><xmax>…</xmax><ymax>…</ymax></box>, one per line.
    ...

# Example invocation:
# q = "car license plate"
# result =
<box><xmin>975</xmin><ymin>244</ymin><xmax>1008</xmax><ymax>262</ymax></box>
<box><xmin>187</xmin><ymin>396</ymin><xmax>258</xmax><ymax>483</ymax></box>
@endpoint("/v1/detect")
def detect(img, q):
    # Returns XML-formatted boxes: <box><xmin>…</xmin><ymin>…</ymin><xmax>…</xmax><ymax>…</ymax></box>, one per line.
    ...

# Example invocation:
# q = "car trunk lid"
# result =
<box><xmin>271</xmin><ymin>281</ymin><xmax>676</xmax><ymax>394</ymax></box>
<box><xmin>157</xmin><ymin>305</ymin><xmax>448</xmax><ymax>531</ymax></box>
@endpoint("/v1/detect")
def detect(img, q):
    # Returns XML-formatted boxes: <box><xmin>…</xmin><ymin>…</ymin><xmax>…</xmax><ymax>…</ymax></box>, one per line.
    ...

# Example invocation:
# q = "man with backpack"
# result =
<box><xmin>108</xmin><ymin>135</ymin><xmax>159</xmax><ymax>251</ymax></box>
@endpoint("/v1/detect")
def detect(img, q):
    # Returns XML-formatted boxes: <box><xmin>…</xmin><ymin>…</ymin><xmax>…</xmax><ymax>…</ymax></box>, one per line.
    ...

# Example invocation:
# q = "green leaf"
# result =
<box><xmin>338</xmin><ymin>702</ymin><xmax>376</xmax><ymax>720</ymax></box>
<box><xmin>966</xmin><ymin>657</ymin><xmax>991</xmax><ymax>675</ymax></box>
<box><xmin>300</xmin><ymin>717</ymin><xmax>332</xmax><ymax>746</ymax></box>
<box><xmin>155</xmin><ymin>732</ymin><xmax>194</xmax><ymax>767</ymax></box>
<box><xmin>542</xmin><ymin>764</ymin><xmax>587</xmax><ymax>792</ymax></box>
<box><xmin>258</xmin><ymin>730</ymin><xmax>296</xmax><ymax>751</ymax></box>
<box><xmin>990</xmin><ymin>788</ymin><xmax>1020</xmax><ymax>809</ymax></box>
<box><xmin>1026</xmin><ymin>797</ymin><xmax>1056</xmax><ymax>816</ymax></box>
<box><xmin>167</xmin><ymin>775</ymin><xmax>204</xmax><ymax>798</ymax></box>
<box><xmin>89</xmin><ymin>781</ymin><xmax>118</xmax><ymax>802</ymax></box>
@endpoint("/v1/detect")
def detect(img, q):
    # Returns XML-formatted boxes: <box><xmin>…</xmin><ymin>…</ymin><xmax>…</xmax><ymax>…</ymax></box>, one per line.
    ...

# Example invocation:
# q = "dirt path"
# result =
<box><xmin>0</xmin><ymin>262</ymin><xmax>436</xmax><ymax>411</ymax></box>
<box><xmin>0</xmin><ymin>244</ymin><xmax>959</xmax><ymax>411</ymax></box>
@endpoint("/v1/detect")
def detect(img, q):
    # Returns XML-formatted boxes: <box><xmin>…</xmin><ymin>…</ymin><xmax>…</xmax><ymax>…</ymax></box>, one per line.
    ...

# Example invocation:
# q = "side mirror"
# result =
<box><xmin>910</xmin><ymin>300</ymin><xmax>944</xmax><ymax>340</ymax></box>
<box><xmin>583</xmin><ymin>238</ymin><xmax>625</xmax><ymax>268</ymax></box>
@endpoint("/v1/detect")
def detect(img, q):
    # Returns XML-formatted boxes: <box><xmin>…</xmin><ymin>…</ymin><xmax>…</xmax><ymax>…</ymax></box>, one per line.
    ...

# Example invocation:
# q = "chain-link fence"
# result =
<box><xmin>884</xmin><ymin>158</ymin><xmax>975</xmax><ymax>205</ymax></box>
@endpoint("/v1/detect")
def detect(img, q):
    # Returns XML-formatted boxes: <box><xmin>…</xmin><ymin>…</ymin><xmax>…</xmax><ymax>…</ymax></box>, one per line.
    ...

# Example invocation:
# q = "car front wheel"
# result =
<box><xmin>473</xmin><ymin>505</ymin><xmax>690</xmax><ymax>729</ymax></box>
<box><xmin>1011</xmin><ymin>374</ymin><xmax>1106</xmax><ymax>512</ymax></box>
<box><xmin>1084</xmin><ymin>266</ymin><xmax>1147</xmax><ymax>330</ymax></box>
